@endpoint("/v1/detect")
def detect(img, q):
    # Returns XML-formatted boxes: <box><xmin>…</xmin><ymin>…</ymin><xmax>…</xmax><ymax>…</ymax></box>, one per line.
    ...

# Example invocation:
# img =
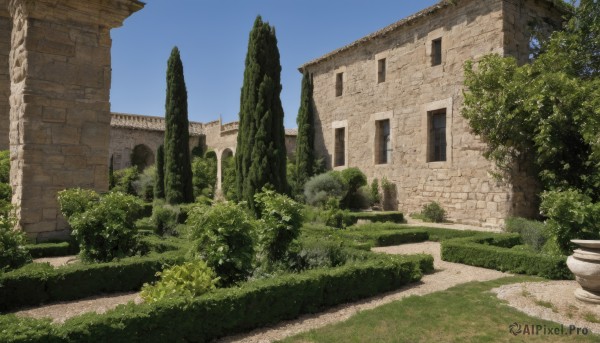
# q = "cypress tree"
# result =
<box><xmin>109</xmin><ymin>154</ymin><xmax>115</xmax><ymax>189</ymax></box>
<box><xmin>164</xmin><ymin>47</ymin><xmax>194</xmax><ymax>204</ymax></box>
<box><xmin>236</xmin><ymin>16</ymin><xmax>287</xmax><ymax>213</ymax></box>
<box><xmin>154</xmin><ymin>144</ymin><xmax>165</xmax><ymax>199</ymax></box>
<box><xmin>294</xmin><ymin>71</ymin><xmax>315</xmax><ymax>196</ymax></box>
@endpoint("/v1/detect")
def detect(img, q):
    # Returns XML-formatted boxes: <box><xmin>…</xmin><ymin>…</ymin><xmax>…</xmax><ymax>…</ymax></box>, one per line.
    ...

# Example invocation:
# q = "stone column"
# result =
<box><xmin>0</xmin><ymin>8</ymin><xmax>10</xmax><ymax>150</ymax></box>
<box><xmin>5</xmin><ymin>0</ymin><xmax>143</xmax><ymax>241</ymax></box>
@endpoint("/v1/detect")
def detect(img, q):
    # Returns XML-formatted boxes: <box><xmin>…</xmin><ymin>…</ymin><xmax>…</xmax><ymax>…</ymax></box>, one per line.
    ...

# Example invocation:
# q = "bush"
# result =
<box><xmin>504</xmin><ymin>217</ymin><xmax>548</xmax><ymax>252</ymax></box>
<box><xmin>370</xmin><ymin>178</ymin><xmax>380</xmax><ymax>206</ymax></box>
<box><xmin>186</xmin><ymin>202</ymin><xmax>256</xmax><ymax>285</ymax></box>
<box><xmin>421</xmin><ymin>201</ymin><xmax>446</xmax><ymax>223</ymax></box>
<box><xmin>340</xmin><ymin>168</ymin><xmax>367</xmax><ymax>209</ymax></box>
<box><xmin>320</xmin><ymin>198</ymin><xmax>353</xmax><ymax>229</ymax></box>
<box><xmin>441</xmin><ymin>234</ymin><xmax>571</xmax><ymax>279</ymax></box>
<box><xmin>0</xmin><ymin>212</ymin><xmax>31</xmax><ymax>271</ymax></box>
<box><xmin>26</xmin><ymin>241</ymin><xmax>79</xmax><ymax>258</ymax></box>
<box><xmin>304</xmin><ymin>173</ymin><xmax>345</xmax><ymax>207</ymax></box>
<box><xmin>150</xmin><ymin>200</ymin><xmax>181</xmax><ymax>236</ymax></box>
<box><xmin>540</xmin><ymin>189</ymin><xmax>600</xmax><ymax>255</ymax></box>
<box><xmin>255</xmin><ymin>189</ymin><xmax>303</xmax><ymax>264</ymax></box>
<box><xmin>140</xmin><ymin>260</ymin><xmax>219</xmax><ymax>302</ymax></box>
<box><xmin>111</xmin><ymin>166</ymin><xmax>139</xmax><ymax>195</ymax></box>
<box><xmin>57</xmin><ymin>188</ymin><xmax>100</xmax><ymax>220</ymax></box>
<box><xmin>192</xmin><ymin>156</ymin><xmax>217</xmax><ymax>199</ymax></box>
<box><xmin>0</xmin><ymin>254</ymin><xmax>432</xmax><ymax>343</ymax></box>
<box><xmin>68</xmin><ymin>192</ymin><xmax>144</xmax><ymax>262</ymax></box>
<box><xmin>221</xmin><ymin>155</ymin><xmax>237</xmax><ymax>201</ymax></box>
<box><xmin>132</xmin><ymin>166</ymin><xmax>155</xmax><ymax>202</ymax></box>
<box><xmin>0</xmin><ymin>249</ymin><xmax>186</xmax><ymax>312</ymax></box>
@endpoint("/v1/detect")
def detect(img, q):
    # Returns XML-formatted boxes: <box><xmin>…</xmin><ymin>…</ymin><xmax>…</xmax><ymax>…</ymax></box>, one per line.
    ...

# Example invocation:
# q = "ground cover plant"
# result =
<box><xmin>280</xmin><ymin>277</ymin><xmax>599</xmax><ymax>343</ymax></box>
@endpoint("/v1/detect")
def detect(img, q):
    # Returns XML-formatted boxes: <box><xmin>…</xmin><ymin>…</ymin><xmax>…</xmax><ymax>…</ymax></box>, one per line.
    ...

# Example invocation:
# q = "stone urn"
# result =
<box><xmin>567</xmin><ymin>240</ymin><xmax>600</xmax><ymax>304</ymax></box>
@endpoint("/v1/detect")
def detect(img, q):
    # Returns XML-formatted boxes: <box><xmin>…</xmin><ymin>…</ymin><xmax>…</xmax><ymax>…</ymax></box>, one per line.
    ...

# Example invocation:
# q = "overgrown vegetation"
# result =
<box><xmin>0</xmin><ymin>212</ymin><xmax>31</xmax><ymax>272</ymax></box>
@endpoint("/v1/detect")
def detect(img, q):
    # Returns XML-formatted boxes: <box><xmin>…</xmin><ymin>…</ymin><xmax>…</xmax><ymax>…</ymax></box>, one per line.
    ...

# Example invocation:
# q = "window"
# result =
<box><xmin>428</xmin><ymin>109</ymin><xmax>446</xmax><ymax>162</ymax></box>
<box><xmin>334</xmin><ymin>127</ymin><xmax>346</xmax><ymax>166</ymax></box>
<box><xmin>375</xmin><ymin>119</ymin><xmax>391</xmax><ymax>164</ymax></box>
<box><xmin>377</xmin><ymin>58</ymin><xmax>386</xmax><ymax>83</ymax></box>
<box><xmin>432</xmin><ymin>38</ymin><xmax>442</xmax><ymax>66</ymax></box>
<box><xmin>335</xmin><ymin>72</ymin><xmax>343</xmax><ymax>97</ymax></box>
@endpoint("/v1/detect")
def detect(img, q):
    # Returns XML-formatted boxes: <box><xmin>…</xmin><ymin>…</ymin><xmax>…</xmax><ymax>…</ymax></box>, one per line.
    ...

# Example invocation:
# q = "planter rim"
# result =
<box><xmin>571</xmin><ymin>239</ymin><xmax>600</xmax><ymax>249</ymax></box>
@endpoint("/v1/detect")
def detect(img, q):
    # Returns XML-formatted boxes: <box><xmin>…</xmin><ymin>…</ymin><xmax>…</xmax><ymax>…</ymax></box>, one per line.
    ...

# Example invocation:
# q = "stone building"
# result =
<box><xmin>109</xmin><ymin>112</ymin><xmax>297</xmax><ymax>191</ymax></box>
<box><xmin>299</xmin><ymin>0</ymin><xmax>567</xmax><ymax>227</ymax></box>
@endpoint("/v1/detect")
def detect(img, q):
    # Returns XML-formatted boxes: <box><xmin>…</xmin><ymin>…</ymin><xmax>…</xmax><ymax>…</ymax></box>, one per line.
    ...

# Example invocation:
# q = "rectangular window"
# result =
<box><xmin>377</xmin><ymin>58</ymin><xmax>386</xmax><ymax>83</ymax></box>
<box><xmin>432</xmin><ymin>38</ymin><xmax>442</xmax><ymax>66</ymax></box>
<box><xmin>375</xmin><ymin>119</ymin><xmax>391</xmax><ymax>164</ymax></box>
<box><xmin>429</xmin><ymin>109</ymin><xmax>447</xmax><ymax>162</ymax></box>
<box><xmin>335</xmin><ymin>72</ymin><xmax>343</xmax><ymax>97</ymax></box>
<box><xmin>334</xmin><ymin>127</ymin><xmax>346</xmax><ymax>167</ymax></box>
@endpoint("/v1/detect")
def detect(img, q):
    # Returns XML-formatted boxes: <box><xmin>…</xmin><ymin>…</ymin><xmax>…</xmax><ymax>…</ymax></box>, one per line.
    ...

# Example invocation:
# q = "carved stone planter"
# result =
<box><xmin>567</xmin><ymin>240</ymin><xmax>600</xmax><ymax>304</ymax></box>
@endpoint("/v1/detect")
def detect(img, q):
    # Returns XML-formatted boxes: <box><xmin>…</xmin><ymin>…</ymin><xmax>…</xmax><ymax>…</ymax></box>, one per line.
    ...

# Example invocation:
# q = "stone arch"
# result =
<box><xmin>131</xmin><ymin>144</ymin><xmax>155</xmax><ymax>171</ymax></box>
<box><xmin>217</xmin><ymin>147</ymin><xmax>235</xmax><ymax>190</ymax></box>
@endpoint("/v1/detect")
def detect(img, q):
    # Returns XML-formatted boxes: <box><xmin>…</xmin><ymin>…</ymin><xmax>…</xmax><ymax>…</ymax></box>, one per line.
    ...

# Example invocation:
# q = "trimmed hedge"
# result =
<box><xmin>343</xmin><ymin>229</ymin><xmax>429</xmax><ymax>247</ymax></box>
<box><xmin>441</xmin><ymin>234</ymin><xmax>572</xmax><ymax>280</ymax></box>
<box><xmin>0</xmin><ymin>250</ymin><xmax>186</xmax><ymax>312</ymax></box>
<box><xmin>348</xmin><ymin>212</ymin><xmax>404</xmax><ymax>224</ymax></box>
<box><xmin>0</xmin><ymin>254</ymin><xmax>433</xmax><ymax>343</ymax></box>
<box><xmin>26</xmin><ymin>241</ymin><xmax>79</xmax><ymax>258</ymax></box>
<box><xmin>347</xmin><ymin>211</ymin><xmax>404</xmax><ymax>224</ymax></box>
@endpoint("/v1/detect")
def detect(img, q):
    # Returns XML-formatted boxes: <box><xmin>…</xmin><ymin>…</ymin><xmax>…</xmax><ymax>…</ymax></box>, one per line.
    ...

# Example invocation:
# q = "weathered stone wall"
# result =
<box><xmin>303</xmin><ymin>0</ymin><xmax>563</xmax><ymax>227</ymax></box>
<box><xmin>0</xmin><ymin>8</ymin><xmax>9</xmax><ymax>150</ymax></box>
<box><xmin>5</xmin><ymin>0</ymin><xmax>142</xmax><ymax>241</ymax></box>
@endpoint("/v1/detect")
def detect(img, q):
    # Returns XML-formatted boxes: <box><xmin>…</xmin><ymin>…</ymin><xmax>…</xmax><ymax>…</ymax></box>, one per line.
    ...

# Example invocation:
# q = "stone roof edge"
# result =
<box><xmin>298</xmin><ymin>0</ymin><xmax>571</xmax><ymax>71</ymax></box>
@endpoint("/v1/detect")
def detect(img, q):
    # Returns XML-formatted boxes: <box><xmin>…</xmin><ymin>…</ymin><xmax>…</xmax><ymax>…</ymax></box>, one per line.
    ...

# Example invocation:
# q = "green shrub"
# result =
<box><xmin>255</xmin><ymin>189</ymin><xmax>303</xmax><ymax>264</ymax></box>
<box><xmin>0</xmin><ymin>254</ymin><xmax>432</xmax><ymax>343</ymax></box>
<box><xmin>140</xmin><ymin>260</ymin><xmax>219</xmax><ymax>302</ymax></box>
<box><xmin>320</xmin><ymin>198</ymin><xmax>353</xmax><ymax>229</ymax></box>
<box><xmin>0</xmin><ymin>249</ymin><xmax>186</xmax><ymax>312</ymax></box>
<box><xmin>421</xmin><ymin>201</ymin><xmax>446</xmax><ymax>223</ymax></box>
<box><xmin>111</xmin><ymin>166</ymin><xmax>139</xmax><ymax>195</ymax></box>
<box><xmin>504</xmin><ymin>217</ymin><xmax>548</xmax><ymax>252</ymax></box>
<box><xmin>304</xmin><ymin>172</ymin><xmax>345</xmax><ymax>207</ymax></box>
<box><xmin>186</xmin><ymin>202</ymin><xmax>256</xmax><ymax>285</ymax></box>
<box><xmin>540</xmin><ymin>189</ymin><xmax>600</xmax><ymax>255</ymax></box>
<box><xmin>69</xmin><ymin>192</ymin><xmax>144</xmax><ymax>262</ymax></box>
<box><xmin>221</xmin><ymin>155</ymin><xmax>237</xmax><ymax>201</ymax></box>
<box><xmin>441</xmin><ymin>234</ymin><xmax>571</xmax><ymax>279</ymax></box>
<box><xmin>192</xmin><ymin>156</ymin><xmax>217</xmax><ymax>199</ymax></box>
<box><xmin>150</xmin><ymin>200</ymin><xmax>181</xmax><ymax>236</ymax></box>
<box><xmin>0</xmin><ymin>212</ymin><xmax>31</xmax><ymax>271</ymax></box>
<box><xmin>340</xmin><ymin>167</ymin><xmax>367</xmax><ymax>209</ymax></box>
<box><xmin>57</xmin><ymin>188</ymin><xmax>100</xmax><ymax>220</ymax></box>
<box><xmin>342</xmin><ymin>228</ymin><xmax>429</xmax><ymax>247</ymax></box>
<box><xmin>132</xmin><ymin>166</ymin><xmax>155</xmax><ymax>201</ymax></box>
<box><xmin>370</xmin><ymin>178</ymin><xmax>380</xmax><ymax>206</ymax></box>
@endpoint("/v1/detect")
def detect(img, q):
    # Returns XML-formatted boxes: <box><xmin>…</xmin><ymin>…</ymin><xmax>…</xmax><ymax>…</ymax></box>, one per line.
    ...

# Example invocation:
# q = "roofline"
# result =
<box><xmin>298</xmin><ymin>0</ymin><xmax>571</xmax><ymax>72</ymax></box>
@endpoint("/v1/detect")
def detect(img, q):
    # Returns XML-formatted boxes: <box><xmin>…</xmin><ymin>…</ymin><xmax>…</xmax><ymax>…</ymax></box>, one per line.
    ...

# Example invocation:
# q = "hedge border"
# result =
<box><xmin>26</xmin><ymin>242</ymin><xmax>79</xmax><ymax>258</ymax></box>
<box><xmin>441</xmin><ymin>234</ymin><xmax>572</xmax><ymax>280</ymax></box>
<box><xmin>0</xmin><ymin>254</ymin><xmax>433</xmax><ymax>343</ymax></box>
<box><xmin>347</xmin><ymin>211</ymin><xmax>404</xmax><ymax>224</ymax></box>
<box><xmin>342</xmin><ymin>229</ymin><xmax>429</xmax><ymax>247</ymax></box>
<box><xmin>0</xmin><ymin>250</ymin><xmax>186</xmax><ymax>312</ymax></box>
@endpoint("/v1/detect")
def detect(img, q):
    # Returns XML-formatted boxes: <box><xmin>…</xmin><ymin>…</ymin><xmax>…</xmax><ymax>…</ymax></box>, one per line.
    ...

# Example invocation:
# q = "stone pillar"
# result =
<box><xmin>5</xmin><ymin>0</ymin><xmax>143</xmax><ymax>241</ymax></box>
<box><xmin>0</xmin><ymin>8</ymin><xmax>10</xmax><ymax>150</ymax></box>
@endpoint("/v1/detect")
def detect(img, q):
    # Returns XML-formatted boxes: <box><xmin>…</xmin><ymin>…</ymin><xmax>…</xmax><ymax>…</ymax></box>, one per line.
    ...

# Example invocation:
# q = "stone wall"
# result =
<box><xmin>302</xmin><ymin>0</ymin><xmax>563</xmax><ymax>227</ymax></box>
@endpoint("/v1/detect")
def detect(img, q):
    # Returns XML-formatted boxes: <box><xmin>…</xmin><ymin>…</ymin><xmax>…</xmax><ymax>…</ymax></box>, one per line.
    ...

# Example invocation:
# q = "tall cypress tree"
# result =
<box><xmin>294</xmin><ymin>71</ymin><xmax>315</xmax><ymax>196</ymax></box>
<box><xmin>164</xmin><ymin>47</ymin><xmax>194</xmax><ymax>204</ymax></box>
<box><xmin>154</xmin><ymin>144</ymin><xmax>165</xmax><ymax>199</ymax></box>
<box><xmin>236</xmin><ymin>16</ymin><xmax>287</xmax><ymax>213</ymax></box>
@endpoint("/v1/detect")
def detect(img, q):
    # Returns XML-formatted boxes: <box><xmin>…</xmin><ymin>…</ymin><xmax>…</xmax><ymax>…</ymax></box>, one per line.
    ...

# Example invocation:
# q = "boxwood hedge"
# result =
<box><xmin>441</xmin><ymin>234</ymin><xmax>572</xmax><ymax>280</ymax></box>
<box><xmin>347</xmin><ymin>211</ymin><xmax>404</xmax><ymax>224</ymax></box>
<box><xmin>0</xmin><ymin>253</ymin><xmax>433</xmax><ymax>343</ymax></box>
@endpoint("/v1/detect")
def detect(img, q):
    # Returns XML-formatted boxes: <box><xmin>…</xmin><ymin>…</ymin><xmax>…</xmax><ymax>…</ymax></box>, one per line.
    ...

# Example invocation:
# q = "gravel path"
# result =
<box><xmin>217</xmin><ymin>242</ymin><xmax>510</xmax><ymax>343</ymax></box>
<box><xmin>492</xmin><ymin>281</ymin><xmax>600</xmax><ymax>334</ymax></box>
<box><xmin>33</xmin><ymin>255</ymin><xmax>78</xmax><ymax>268</ymax></box>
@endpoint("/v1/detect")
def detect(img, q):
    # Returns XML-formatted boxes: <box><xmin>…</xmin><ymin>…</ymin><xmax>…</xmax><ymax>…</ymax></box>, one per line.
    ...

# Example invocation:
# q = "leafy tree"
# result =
<box><xmin>191</xmin><ymin>155</ymin><xmax>217</xmax><ymax>199</ymax></box>
<box><xmin>164</xmin><ymin>47</ymin><xmax>194</xmax><ymax>204</ymax></box>
<box><xmin>462</xmin><ymin>1</ymin><xmax>600</xmax><ymax>200</ymax></box>
<box><xmin>294</xmin><ymin>72</ymin><xmax>315</xmax><ymax>198</ymax></box>
<box><xmin>154</xmin><ymin>144</ymin><xmax>165</xmax><ymax>199</ymax></box>
<box><xmin>236</xmin><ymin>16</ymin><xmax>287</xmax><ymax>214</ymax></box>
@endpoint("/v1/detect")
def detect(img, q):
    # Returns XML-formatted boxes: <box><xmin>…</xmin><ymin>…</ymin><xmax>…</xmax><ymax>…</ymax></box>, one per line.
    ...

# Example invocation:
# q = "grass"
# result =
<box><xmin>583</xmin><ymin>312</ymin><xmax>600</xmax><ymax>324</ymax></box>
<box><xmin>279</xmin><ymin>277</ymin><xmax>598</xmax><ymax>343</ymax></box>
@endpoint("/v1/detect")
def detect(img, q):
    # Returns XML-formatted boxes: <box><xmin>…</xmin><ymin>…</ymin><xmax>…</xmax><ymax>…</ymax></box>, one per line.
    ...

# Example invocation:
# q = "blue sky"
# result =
<box><xmin>110</xmin><ymin>0</ymin><xmax>439</xmax><ymax>128</ymax></box>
